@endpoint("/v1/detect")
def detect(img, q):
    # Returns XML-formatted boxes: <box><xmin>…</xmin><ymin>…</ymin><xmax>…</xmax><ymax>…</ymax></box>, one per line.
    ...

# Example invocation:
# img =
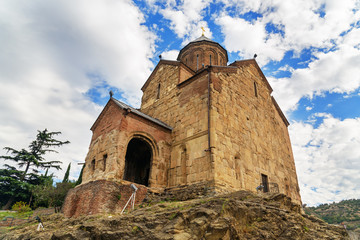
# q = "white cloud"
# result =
<box><xmin>290</xmin><ymin>114</ymin><xmax>360</xmax><ymax>206</ymax></box>
<box><xmin>215</xmin><ymin>0</ymin><xmax>359</xmax><ymax>65</ymax></box>
<box><xmin>269</xmin><ymin>27</ymin><xmax>360</xmax><ymax>113</ymax></box>
<box><xmin>0</xmin><ymin>0</ymin><xmax>156</xmax><ymax>180</ymax></box>
<box><xmin>148</xmin><ymin>0</ymin><xmax>213</xmax><ymax>44</ymax></box>
<box><xmin>215</xmin><ymin>14</ymin><xmax>286</xmax><ymax>65</ymax></box>
<box><xmin>306</xmin><ymin>106</ymin><xmax>313</xmax><ymax>111</ymax></box>
<box><xmin>161</xmin><ymin>50</ymin><xmax>179</xmax><ymax>60</ymax></box>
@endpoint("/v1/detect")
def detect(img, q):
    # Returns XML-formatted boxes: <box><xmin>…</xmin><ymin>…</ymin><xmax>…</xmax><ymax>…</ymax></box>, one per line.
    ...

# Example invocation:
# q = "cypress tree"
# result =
<box><xmin>62</xmin><ymin>163</ymin><xmax>71</xmax><ymax>183</ymax></box>
<box><xmin>75</xmin><ymin>164</ymin><xmax>84</xmax><ymax>186</ymax></box>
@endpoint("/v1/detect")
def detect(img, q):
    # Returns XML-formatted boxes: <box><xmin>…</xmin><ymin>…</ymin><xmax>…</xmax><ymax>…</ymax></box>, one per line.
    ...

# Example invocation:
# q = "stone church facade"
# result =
<box><xmin>81</xmin><ymin>35</ymin><xmax>301</xmax><ymax>205</ymax></box>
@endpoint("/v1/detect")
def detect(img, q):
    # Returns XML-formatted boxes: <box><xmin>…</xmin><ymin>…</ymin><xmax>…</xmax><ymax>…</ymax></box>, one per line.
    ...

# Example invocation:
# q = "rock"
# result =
<box><xmin>1</xmin><ymin>191</ymin><xmax>350</xmax><ymax>240</ymax></box>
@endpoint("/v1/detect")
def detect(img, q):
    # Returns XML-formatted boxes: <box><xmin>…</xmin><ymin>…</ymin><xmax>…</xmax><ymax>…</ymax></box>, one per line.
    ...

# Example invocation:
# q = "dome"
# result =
<box><xmin>177</xmin><ymin>35</ymin><xmax>228</xmax><ymax>71</ymax></box>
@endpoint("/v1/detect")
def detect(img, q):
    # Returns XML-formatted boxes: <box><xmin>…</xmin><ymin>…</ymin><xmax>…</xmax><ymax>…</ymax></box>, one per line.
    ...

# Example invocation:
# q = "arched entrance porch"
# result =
<box><xmin>123</xmin><ymin>137</ymin><xmax>152</xmax><ymax>186</ymax></box>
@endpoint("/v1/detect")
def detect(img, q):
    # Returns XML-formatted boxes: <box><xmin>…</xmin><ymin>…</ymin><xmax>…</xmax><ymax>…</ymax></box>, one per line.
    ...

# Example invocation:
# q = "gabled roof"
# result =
<box><xmin>229</xmin><ymin>59</ymin><xmax>273</xmax><ymax>93</ymax></box>
<box><xmin>271</xmin><ymin>97</ymin><xmax>290</xmax><ymax>127</ymax></box>
<box><xmin>111</xmin><ymin>98</ymin><xmax>173</xmax><ymax>130</ymax></box>
<box><xmin>141</xmin><ymin>59</ymin><xmax>194</xmax><ymax>92</ymax></box>
<box><xmin>91</xmin><ymin>97</ymin><xmax>173</xmax><ymax>131</ymax></box>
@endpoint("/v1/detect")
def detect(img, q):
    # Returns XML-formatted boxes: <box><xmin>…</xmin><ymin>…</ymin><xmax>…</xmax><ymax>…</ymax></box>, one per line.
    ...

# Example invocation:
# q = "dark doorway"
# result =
<box><xmin>261</xmin><ymin>174</ymin><xmax>269</xmax><ymax>193</ymax></box>
<box><xmin>123</xmin><ymin>138</ymin><xmax>152</xmax><ymax>186</ymax></box>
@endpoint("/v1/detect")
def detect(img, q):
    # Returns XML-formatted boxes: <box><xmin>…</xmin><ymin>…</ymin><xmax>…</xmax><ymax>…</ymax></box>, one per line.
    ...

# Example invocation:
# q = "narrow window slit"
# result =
<box><xmin>103</xmin><ymin>154</ymin><xmax>107</xmax><ymax>171</ymax></box>
<box><xmin>157</xmin><ymin>83</ymin><xmax>161</xmax><ymax>99</ymax></box>
<box><xmin>91</xmin><ymin>159</ymin><xmax>95</xmax><ymax>171</ymax></box>
<box><xmin>254</xmin><ymin>81</ymin><xmax>258</xmax><ymax>97</ymax></box>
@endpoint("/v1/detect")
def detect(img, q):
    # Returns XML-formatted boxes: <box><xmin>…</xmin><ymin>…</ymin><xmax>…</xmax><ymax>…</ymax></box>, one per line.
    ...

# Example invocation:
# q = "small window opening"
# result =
<box><xmin>209</xmin><ymin>55</ymin><xmax>212</xmax><ymax>65</ymax></box>
<box><xmin>103</xmin><ymin>154</ymin><xmax>107</xmax><ymax>171</ymax></box>
<box><xmin>220</xmin><ymin>58</ymin><xmax>222</xmax><ymax>65</ymax></box>
<box><xmin>91</xmin><ymin>159</ymin><xmax>95</xmax><ymax>171</ymax></box>
<box><xmin>261</xmin><ymin>174</ymin><xmax>269</xmax><ymax>192</ymax></box>
<box><xmin>196</xmin><ymin>54</ymin><xmax>199</xmax><ymax>70</ymax></box>
<box><xmin>157</xmin><ymin>83</ymin><xmax>161</xmax><ymax>99</ymax></box>
<box><xmin>181</xmin><ymin>147</ymin><xmax>187</xmax><ymax>185</ymax></box>
<box><xmin>254</xmin><ymin>81</ymin><xmax>258</xmax><ymax>97</ymax></box>
<box><xmin>186</xmin><ymin>58</ymin><xmax>188</xmax><ymax>64</ymax></box>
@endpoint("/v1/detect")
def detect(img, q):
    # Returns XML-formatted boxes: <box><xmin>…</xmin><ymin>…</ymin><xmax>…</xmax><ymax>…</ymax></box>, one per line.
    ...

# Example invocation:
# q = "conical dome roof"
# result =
<box><xmin>190</xmin><ymin>35</ymin><xmax>216</xmax><ymax>43</ymax></box>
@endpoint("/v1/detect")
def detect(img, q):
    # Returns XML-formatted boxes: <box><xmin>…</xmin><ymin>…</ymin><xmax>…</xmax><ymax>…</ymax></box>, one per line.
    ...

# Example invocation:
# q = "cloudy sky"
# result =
<box><xmin>0</xmin><ymin>0</ymin><xmax>359</xmax><ymax>206</ymax></box>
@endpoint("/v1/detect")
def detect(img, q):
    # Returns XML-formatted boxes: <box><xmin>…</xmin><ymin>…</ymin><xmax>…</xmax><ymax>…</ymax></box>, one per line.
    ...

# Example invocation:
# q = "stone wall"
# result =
<box><xmin>62</xmin><ymin>180</ymin><xmax>148</xmax><ymax>218</ymax></box>
<box><xmin>141</xmin><ymin>63</ymin><xmax>213</xmax><ymax>188</ymax></box>
<box><xmin>208</xmin><ymin>62</ymin><xmax>301</xmax><ymax>204</ymax></box>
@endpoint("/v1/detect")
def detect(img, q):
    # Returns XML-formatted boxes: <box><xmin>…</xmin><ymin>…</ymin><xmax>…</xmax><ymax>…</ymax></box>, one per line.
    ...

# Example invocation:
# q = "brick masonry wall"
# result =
<box><xmin>209</xmin><ymin>63</ymin><xmax>302</xmax><ymax>204</ymax></box>
<box><xmin>62</xmin><ymin>180</ymin><xmax>148</xmax><ymax>218</ymax></box>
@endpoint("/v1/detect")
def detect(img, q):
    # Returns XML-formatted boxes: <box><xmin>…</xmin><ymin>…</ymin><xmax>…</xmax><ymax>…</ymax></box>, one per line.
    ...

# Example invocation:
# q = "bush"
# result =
<box><xmin>12</xmin><ymin>201</ymin><xmax>31</xmax><ymax>213</ymax></box>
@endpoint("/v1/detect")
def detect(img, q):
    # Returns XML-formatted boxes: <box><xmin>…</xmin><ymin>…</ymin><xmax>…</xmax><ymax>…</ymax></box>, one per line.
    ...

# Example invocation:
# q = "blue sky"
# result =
<box><xmin>0</xmin><ymin>0</ymin><xmax>359</xmax><ymax>206</ymax></box>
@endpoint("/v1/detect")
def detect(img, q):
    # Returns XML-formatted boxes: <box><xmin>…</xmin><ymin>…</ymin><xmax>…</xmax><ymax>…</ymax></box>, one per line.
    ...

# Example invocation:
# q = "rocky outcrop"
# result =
<box><xmin>1</xmin><ymin>191</ymin><xmax>349</xmax><ymax>240</ymax></box>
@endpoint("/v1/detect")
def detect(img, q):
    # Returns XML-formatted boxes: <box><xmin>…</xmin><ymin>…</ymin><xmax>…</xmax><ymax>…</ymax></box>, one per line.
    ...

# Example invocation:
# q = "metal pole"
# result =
<box><xmin>121</xmin><ymin>193</ymin><xmax>134</xmax><ymax>214</ymax></box>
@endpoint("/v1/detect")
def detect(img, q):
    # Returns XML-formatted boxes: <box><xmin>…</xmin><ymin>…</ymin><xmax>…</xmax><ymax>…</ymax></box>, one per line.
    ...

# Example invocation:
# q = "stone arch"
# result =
<box><xmin>218</xmin><ymin>52</ymin><xmax>226</xmax><ymax>66</ymax></box>
<box><xmin>205</xmin><ymin>48</ymin><xmax>218</xmax><ymax>66</ymax></box>
<box><xmin>123</xmin><ymin>133</ymin><xmax>158</xmax><ymax>187</ymax></box>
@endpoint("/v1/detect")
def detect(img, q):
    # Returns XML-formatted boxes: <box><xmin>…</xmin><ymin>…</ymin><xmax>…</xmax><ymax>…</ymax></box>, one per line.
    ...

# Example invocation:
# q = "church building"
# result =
<box><xmin>81</xmin><ymin>35</ymin><xmax>301</xmax><ymax>205</ymax></box>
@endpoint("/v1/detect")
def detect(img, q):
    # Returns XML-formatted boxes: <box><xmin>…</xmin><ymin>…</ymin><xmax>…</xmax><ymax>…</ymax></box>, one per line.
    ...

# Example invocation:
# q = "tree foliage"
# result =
<box><xmin>305</xmin><ymin>199</ymin><xmax>360</xmax><ymax>231</ymax></box>
<box><xmin>0</xmin><ymin>129</ymin><xmax>70</xmax><ymax>209</ymax></box>
<box><xmin>32</xmin><ymin>181</ymin><xmax>75</xmax><ymax>212</ymax></box>
<box><xmin>62</xmin><ymin>163</ymin><xmax>71</xmax><ymax>183</ymax></box>
<box><xmin>75</xmin><ymin>164</ymin><xmax>84</xmax><ymax>186</ymax></box>
<box><xmin>1</xmin><ymin>129</ymin><xmax>70</xmax><ymax>179</ymax></box>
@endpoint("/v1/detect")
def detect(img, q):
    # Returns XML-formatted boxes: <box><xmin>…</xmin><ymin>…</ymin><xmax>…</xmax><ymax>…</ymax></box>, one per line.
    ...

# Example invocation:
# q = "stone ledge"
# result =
<box><xmin>145</xmin><ymin>181</ymin><xmax>216</xmax><ymax>203</ymax></box>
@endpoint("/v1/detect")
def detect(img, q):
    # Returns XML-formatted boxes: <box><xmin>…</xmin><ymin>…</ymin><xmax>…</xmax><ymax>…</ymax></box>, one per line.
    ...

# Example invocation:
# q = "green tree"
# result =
<box><xmin>62</xmin><ymin>163</ymin><xmax>71</xmax><ymax>183</ymax></box>
<box><xmin>0</xmin><ymin>166</ymin><xmax>52</xmax><ymax>207</ymax></box>
<box><xmin>52</xmin><ymin>182</ymin><xmax>75</xmax><ymax>212</ymax></box>
<box><xmin>75</xmin><ymin>164</ymin><xmax>84</xmax><ymax>186</ymax></box>
<box><xmin>32</xmin><ymin>181</ymin><xmax>75</xmax><ymax>212</ymax></box>
<box><xmin>0</xmin><ymin>167</ymin><xmax>30</xmax><ymax>207</ymax></box>
<box><xmin>0</xmin><ymin>129</ymin><xmax>69</xmax><ymax>209</ymax></box>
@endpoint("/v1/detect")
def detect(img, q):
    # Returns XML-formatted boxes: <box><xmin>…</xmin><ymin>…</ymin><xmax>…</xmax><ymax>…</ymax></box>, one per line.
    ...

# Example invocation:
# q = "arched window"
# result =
<box><xmin>157</xmin><ymin>83</ymin><xmax>161</xmax><ymax>99</ymax></box>
<box><xmin>254</xmin><ymin>81</ymin><xmax>258</xmax><ymax>97</ymax></box>
<box><xmin>91</xmin><ymin>159</ymin><xmax>95</xmax><ymax>171</ymax></box>
<box><xmin>180</xmin><ymin>147</ymin><xmax>188</xmax><ymax>185</ymax></box>
<box><xmin>209</xmin><ymin>54</ymin><xmax>212</xmax><ymax>65</ymax></box>
<box><xmin>103</xmin><ymin>154</ymin><xmax>107</xmax><ymax>171</ymax></box>
<box><xmin>196</xmin><ymin>54</ymin><xmax>199</xmax><ymax>70</ymax></box>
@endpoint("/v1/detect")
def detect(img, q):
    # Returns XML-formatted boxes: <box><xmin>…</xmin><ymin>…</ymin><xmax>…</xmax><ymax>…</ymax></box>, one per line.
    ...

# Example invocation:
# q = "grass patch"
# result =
<box><xmin>221</xmin><ymin>199</ymin><xmax>229</xmax><ymax>213</ymax></box>
<box><xmin>132</xmin><ymin>226</ymin><xmax>140</xmax><ymax>234</ymax></box>
<box><xmin>0</xmin><ymin>211</ymin><xmax>33</xmax><ymax>220</ymax></box>
<box><xmin>169</xmin><ymin>212</ymin><xmax>178</xmax><ymax>220</ymax></box>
